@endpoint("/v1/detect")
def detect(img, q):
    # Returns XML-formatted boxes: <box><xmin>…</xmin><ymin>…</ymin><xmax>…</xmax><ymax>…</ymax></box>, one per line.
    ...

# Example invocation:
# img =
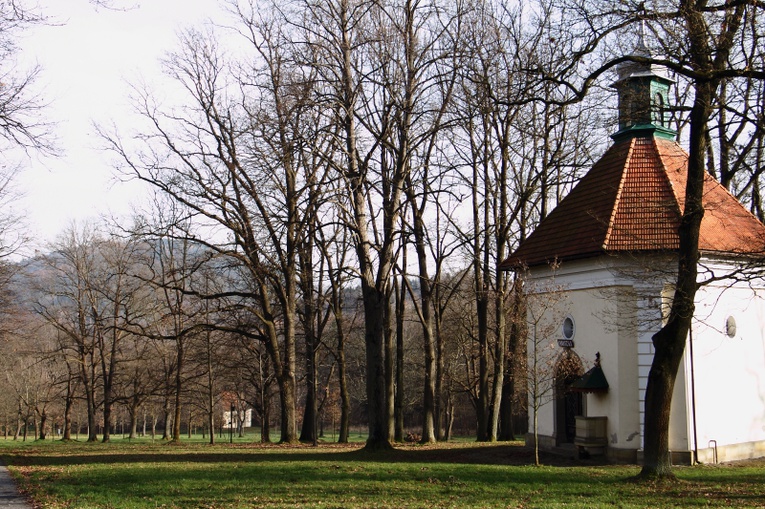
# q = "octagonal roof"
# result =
<box><xmin>501</xmin><ymin>136</ymin><xmax>765</xmax><ymax>269</ymax></box>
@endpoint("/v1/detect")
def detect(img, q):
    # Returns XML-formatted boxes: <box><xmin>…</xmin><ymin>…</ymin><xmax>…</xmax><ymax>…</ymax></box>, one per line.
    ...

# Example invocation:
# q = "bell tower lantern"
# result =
<box><xmin>611</xmin><ymin>25</ymin><xmax>676</xmax><ymax>141</ymax></box>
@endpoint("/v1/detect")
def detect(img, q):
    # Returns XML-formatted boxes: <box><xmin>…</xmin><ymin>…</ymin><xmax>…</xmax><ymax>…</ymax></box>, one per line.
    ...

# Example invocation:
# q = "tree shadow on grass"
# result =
<box><xmin>1</xmin><ymin>441</ymin><xmax>611</xmax><ymax>469</ymax></box>
<box><xmin>3</xmin><ymin>443</ymin><xmax>765</xmax><ymax>508</ymax></box>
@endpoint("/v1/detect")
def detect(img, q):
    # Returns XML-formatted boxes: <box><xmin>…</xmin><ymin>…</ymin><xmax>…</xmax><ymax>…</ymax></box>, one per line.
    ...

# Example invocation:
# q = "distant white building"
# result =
<box><xmin>502</xmin><ymin>43</ymin><xmax>765</xmax><ymax>464</ymax></box>
<box><xmin>225</xmin><ymin>408</ymin><xmax>253</xmax><ymax>429</ymax></box>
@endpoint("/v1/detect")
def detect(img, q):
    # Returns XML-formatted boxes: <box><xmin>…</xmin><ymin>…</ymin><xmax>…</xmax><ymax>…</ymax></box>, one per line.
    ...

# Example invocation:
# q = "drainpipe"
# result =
<box><xmin>689</xmin><ymin>324</ymin><xmax>699</xmax><ymax>464</ymax></box>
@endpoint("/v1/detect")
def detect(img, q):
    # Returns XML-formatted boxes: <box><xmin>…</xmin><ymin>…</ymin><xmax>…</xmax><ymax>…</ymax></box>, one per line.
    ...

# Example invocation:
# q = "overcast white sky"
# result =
<box><xmin>15</xmin><ymin>0</ymin><xmax>227</xmax><ymax>250</ymax></box>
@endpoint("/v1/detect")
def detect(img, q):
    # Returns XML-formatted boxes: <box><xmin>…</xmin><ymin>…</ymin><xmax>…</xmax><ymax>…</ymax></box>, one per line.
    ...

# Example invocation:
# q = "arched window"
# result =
<box><xmin>653</xmin><ymin>92</ymin><xmax>665</xmax><ymax>126</ymax></box>
<box><xmin>624</xmin><ymin>98</ymin><xmax>636</xmax><ymax>127</ymax></box>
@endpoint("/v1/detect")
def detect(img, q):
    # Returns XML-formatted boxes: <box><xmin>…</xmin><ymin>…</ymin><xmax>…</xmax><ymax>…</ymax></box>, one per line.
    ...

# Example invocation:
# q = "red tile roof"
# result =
<box><xmin>501</xmin><ymin>136</ymin><xmax>765</xmax><ymax>269</ymax></box>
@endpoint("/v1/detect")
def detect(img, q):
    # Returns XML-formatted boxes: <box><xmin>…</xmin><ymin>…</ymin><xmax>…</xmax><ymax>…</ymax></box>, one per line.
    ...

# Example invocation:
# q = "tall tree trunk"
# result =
<box><xmin>281</xmin><ymin>284</ymin><xmax>299</xmax><ymax>444</ymax></box>
<box><xmin>259</xmin><ymin>284</ymin><xmax>298</xmax><ymax>444</ymax></box>
<box><xmin>162</xmin><ymin>396</ymin><xmax>172</xmax><ymax>441</ymax></box>
<box><xmin>499</xmin><ymin>278</ymin><xmax>524</xmax><ymax>440</ymax></box>
<box><xmin>172</xmin><ymin>339</ymin><xmax>183</xmax><ymax>443</ymax></box>
<box><xmin>102</xmin><ymin>391</ymin><xmax>112</xmax><ymax>442</ymax></box>
<box><xmin>641</xmin><ymin>79</ymin><xmax>711</xmax><ymax>478</ymax></box>
<box><xmin>333</xmin><ymin>0</ymin><xmax>400</xmax><ymax>451</ymax></box>
<box><xmin>278</xmin><ymin>372</ymin><xmax>297</xmax><ymax>444</ymax></box>
<box><xmin>206</xmin><ymin>330</ymin><xmax>216</xmax><ymax>445</ymax></box>
<box><xmin>409</xmin><ymin>216</ymin><xmax>437</xmax><ymax>444</ymax></box>
<box><xmin>299</xmin><ymin>244</ymin><xmax>318</xmax><ymax>444</ymax></box>
<box><xmin>261</xmin><ymin>387</ymin><xmax>271</xmax><ymax>443</ymax></box>
<box><xmin>640</xmin><ymin>0</ymin><xmax>744</xmax><ymax>477</ymax></box>
<box><xmin>38</xmin><ymin>410</ymin><xmax>47</xmax><ymax>440</ymax></box>
<box><xmin>434</xmin><ymin>305</ymin><xmax>445</xmax><ymax>441</ymax></box>
<box><xmin>62</xmin><ymin>376</ymin><xmax>74</xmax><ymax>441</ymax></box>
<box><xmin>475</xmin><ymin>292</ymin><xmax>490</xmax><ymax>441</ymax></box>
<box><xmin>81</xmin><ymin>350</ymin><xmax>99</xmax><ymax>442</ymax></box>
<box><xmin>101</xmin><ymin>336</ymin><xmax>119</xmax><ymax>444</ymax></box>
<box><xmin>488</xmin><ymin>283</ymin><xmax>506</xmax><ymax>441</ymax></box>
<box><xmin>335</xmin><ymin>306</ymin><xmax>350</xmax><ymax>444</ymax></box>
<box><xmin>498</xmin><ymin>371</ymin><xmax>515</xmax><ymax>441</ymax></box>
<box><xmin>207</xmin><ymin>405</ymin><xmax>215</xmax><ymax>445</ymax></box>
<box><xmin>129</xmin><ymin>404</ymin><xmax>138</xmax><ymax>440</ymax></box>
<box><xmin>363</xmin><ymin>285</ymin><xmax>393</xmax><ymax>450</ymax></box>
<box><xmin>473</xmin><ymin>133</ymin><xmax>491</xmax><ymax>441</ymax></box>
<box><xmin>384</xmin><ymin>286</ymin><xmax>395</xmax><ymax>441</ymax></box>
<box><xmin>445</xmin><ymin>392</ymin><xmax>454</xmax><ymax>441</ymax></box>
<box><xmin>299</xmin><ymin>331</ymin><xmax>318</xmax><ymax>444</ymax></box>
<box><xmin>14</xmin><ymin>403</ymin><xmax>21</xmax><ymax>441</ymax></box>
<box><xmin>319</xmin><ymin>222</ymin><xmax>351</xmax><ymax>444</ymax></box>
<box><xmin>394</xmin><ymin>271</ymin><xmax>405</xmax><ymax>443</ymax></box>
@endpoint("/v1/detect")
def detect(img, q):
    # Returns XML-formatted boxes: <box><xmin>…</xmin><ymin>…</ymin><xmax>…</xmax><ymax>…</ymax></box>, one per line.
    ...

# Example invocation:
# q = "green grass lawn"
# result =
<box><xmin>1</xmin><ymin>438</ymin><xmax>764</xmax><ymax>508</ymax></box>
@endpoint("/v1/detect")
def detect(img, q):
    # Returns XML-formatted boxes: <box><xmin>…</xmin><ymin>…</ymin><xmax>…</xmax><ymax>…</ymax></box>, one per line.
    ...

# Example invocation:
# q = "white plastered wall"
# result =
<box><xmin>685</xmin><ymin>265</ymin><xmax>765</xmax><ymax>462</ymax></box>
<box><xmin>525</xmin><ymin>254</ymin><xmax>765</xmax><ymax>463</ymax></box>
<box><xmin>525</xmin><ymin>257</ymin><xmax>650</xmax><ymax>453</ymax></box>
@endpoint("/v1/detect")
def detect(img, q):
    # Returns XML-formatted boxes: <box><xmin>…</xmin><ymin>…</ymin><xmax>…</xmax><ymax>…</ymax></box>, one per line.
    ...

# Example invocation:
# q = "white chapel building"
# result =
<box><xmin>501</xmin><ymin>45</ymin><xmax>765</xmax><ymax>464</ymax></box>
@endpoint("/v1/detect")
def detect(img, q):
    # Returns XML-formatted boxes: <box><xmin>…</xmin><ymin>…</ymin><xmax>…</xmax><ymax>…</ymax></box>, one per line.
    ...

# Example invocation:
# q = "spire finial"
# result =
<box><xmin>634</xmin><ymin>19</ymin><xmax>651</xmax><ymax>57</ymax></box>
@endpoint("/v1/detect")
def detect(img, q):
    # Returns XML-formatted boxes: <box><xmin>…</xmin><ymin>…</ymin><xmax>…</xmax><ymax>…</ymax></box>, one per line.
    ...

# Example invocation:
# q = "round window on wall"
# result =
<box><xmin>725</xmin><ymin>316</ymin><xmax>737</xmax><ymax>338</ymax></box>
<box><xmin>562</xmin><ymin>316</ymin><xmax>575</xmax><ymax>340</ymax></box>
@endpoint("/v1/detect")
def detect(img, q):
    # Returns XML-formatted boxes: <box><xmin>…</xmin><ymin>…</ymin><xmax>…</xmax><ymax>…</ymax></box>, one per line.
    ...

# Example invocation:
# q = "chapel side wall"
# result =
<box><xmin>582</xmin><ymin>285</ymin><xmax>641</xmax><ymax>457</ymax></box>
<box><xmin>615</xmin><ymin>286</ymin><xmax>640</xmax><ymax>455</ymax></box>
<box><xmin>524</xmin><ymin>279</ymin><xmax>606</xmax><ymax>443</ymax></box>
<box><xmin>574</xmin><ymin>258</ymin><xmax>673</xmax><ymax>461</ymax></box>
<box><xmin>527</xmin><ymin>273</ymin><xmax>642</xmax><ymax>456</ymax></box>
<box><xmin>530</xmin><ymin>389</ymin><xmax>556</xmax><ymax>441</ymax></box>
<box><xmin>668</xmin><ymin>351</ymin><xmax>690</xmax><ymax>458</ymax></box>
<box><xmin>690</xmin><ymin>279</ymin><xmax>765</xmax><ymax>463</ymax></box>
<box><xmin>525</xmin><ymin>257</ymin><xmax>671</xmax><ymax>460</ymax></box>
<box><xmin>524</xmin><ymin>256</ymin><xmax>765</xmax><ymax>463</ymax></box>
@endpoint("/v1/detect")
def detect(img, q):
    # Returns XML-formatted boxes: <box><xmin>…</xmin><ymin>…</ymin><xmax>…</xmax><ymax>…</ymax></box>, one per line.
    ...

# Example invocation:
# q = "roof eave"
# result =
<box><xmin>699</xmin><ymin>249</ymin><xmax>765</xmax><ymax>262</ymax></box>
<box><xmin>501</xmin><ymin>248</ymin><xmax>684</xmax><ymax>272</ymax></box>
<box><xmin>611</xmin><ymin>125</ymin><xmax>677</xmax><ymax>143</ymax></box>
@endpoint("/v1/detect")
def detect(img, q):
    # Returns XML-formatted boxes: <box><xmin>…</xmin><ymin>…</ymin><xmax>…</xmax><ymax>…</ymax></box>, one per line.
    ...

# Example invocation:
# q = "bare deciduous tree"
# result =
<box><xmin>522</xmin><ymin>272</ymin><xmax>573</xmax><ymax>466</ymax></box>
<box><xmin>102</xmin><ymin>9</ymin><xmax>329</xmax><ymax>442</ymax></box>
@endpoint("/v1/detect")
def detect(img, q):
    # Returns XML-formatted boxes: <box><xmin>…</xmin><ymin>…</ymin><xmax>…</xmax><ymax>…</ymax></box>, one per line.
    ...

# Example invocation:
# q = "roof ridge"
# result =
<box><xmin>653</xmin><ymin>137</ymin><xmax>684</xmax><ymax>217</ymax></box>
<box><xmin>701</xmin><ymin>162</ymin><xmax>759</xmax><ymax>219</ymax></box>
<box><xmin>602</xmin><ymin>138</ymin><xmax>634</xmax><ymax>250</ymax></box>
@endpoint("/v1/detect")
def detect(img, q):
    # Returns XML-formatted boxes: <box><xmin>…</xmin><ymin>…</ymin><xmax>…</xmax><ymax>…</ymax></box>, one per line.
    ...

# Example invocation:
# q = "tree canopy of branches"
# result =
<box><xmin>2</xmin><ymin>0</ymin><xmax>760</xmax><ymax>473</ymax></box>
<box><xmin>94</xmin><ymin>0</ymin><xmax>614</xmax><ymax>449</ymax></box>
